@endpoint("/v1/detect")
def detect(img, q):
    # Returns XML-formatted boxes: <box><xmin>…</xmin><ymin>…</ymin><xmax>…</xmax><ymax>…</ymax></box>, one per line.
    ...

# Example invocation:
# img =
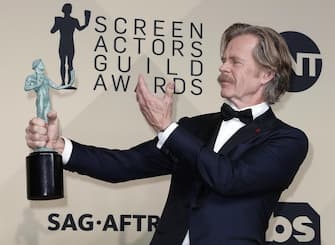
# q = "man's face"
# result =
<box><xmin>218</xmin><ymin>34</ymin><xmax>273</xmax><ymax>108</ymax></box>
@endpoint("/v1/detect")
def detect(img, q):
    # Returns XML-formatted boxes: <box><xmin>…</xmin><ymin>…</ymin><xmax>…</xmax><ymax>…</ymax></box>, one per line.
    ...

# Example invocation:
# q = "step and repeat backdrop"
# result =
<box><xmin>1</xmin><ymin>0</ymin><xmax>333</xmax><ymax>244</ymax></box>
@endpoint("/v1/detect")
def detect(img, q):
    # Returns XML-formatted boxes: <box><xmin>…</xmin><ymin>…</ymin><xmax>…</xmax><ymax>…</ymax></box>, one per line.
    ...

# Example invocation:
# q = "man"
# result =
<box><xmin>26</xmin><ymin>23</ymin><xmax>308</xmax><ymax>245</ymax></box>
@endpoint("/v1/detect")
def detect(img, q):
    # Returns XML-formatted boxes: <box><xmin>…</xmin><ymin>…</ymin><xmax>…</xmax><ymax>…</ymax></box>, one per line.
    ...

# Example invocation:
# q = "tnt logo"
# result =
<box><xmin>266</xmin><ymin>202</ymin><xmax>320</xmax><ymax>245</ymax></box>
<box><xmin>281</xmin><ymin>31</ymin><xmax>322</xmax><ymax>92</ymax></box>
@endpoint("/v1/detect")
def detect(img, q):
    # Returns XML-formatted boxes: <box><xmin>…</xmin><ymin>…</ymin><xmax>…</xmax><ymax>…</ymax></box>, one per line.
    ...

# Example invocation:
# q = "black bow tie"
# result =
<box><xmin>220</xmin><ymin>103</ymin><xmax>253</xmax><ymax>124</ymax></box>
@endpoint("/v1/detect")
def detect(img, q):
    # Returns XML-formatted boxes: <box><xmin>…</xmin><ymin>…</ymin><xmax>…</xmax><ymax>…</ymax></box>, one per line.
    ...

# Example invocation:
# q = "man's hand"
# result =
<box><xmin>25</xmin><ymin>111</ymin><xmax>65</xmax><ymax>154</ymax></box>
<box><xmin>136</xmin><ymin>74</ymin><xmax>174</xmax><ymax>132</ymax></box>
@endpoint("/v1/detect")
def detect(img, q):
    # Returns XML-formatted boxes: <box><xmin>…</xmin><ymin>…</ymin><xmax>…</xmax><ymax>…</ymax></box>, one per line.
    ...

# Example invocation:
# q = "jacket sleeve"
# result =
<box><xmin>161</xmin><ymin>123</ymin><xmax>309</xmax><ymax>195</ymax></box>
<box><xmin>64</xmin><ymin>138</ymin><xmax>174</xmax><ymax>183</ymax></box>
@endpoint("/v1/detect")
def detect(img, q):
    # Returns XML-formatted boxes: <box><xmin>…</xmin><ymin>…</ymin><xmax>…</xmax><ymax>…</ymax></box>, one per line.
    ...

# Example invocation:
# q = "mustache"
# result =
<box><xmin>218</xmin><ymin>74</ymin><xmax>234</xmax><ymax>83</ymax></box>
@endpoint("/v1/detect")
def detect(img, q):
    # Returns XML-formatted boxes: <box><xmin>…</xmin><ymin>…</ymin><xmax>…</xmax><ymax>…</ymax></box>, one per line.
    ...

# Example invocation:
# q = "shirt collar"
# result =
<box><xmin>227</xmin><ymin>101</ymin><xmax>269</xmax><ymax>120</ymax></box>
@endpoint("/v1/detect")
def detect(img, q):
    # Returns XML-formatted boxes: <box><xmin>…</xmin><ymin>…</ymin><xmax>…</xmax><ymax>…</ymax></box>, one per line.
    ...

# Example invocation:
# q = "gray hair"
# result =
<box><xmin>221</xmin><ymin>23</ymin><xmax>292</xmax><ymax>104</ymax></box>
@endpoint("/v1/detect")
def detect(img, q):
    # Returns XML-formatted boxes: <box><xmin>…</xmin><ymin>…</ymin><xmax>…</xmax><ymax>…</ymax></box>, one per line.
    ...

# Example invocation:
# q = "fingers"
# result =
<box><xmin>136</xmin><ymin>74</ymin><xmax>151</xmax><ymax>104</ymax></box>
<box><xmin>28</xmin><ymin>117</ymin><xmax>47</xmax><ymax>133</ymax></box>
<box><xmin>47</xmin><ymin>110</ymin><xmax>58</xmax><ymax>128</ymax></box>
<box><xmin>136</xmin><ymin>74</ymin><xmax>174</xmax><ymax>101</ymax></box>
<box><xmin>135</xmin><ymin>75</ymin><xmax>174</xmax><ymax>132</ymax></box>
<box><xmin>136</xmin><ymin>75</ymin><xmax>155</xmax><ymax>119</ymax></box>
<box><xmin>25</xmin><ymin>117</ymin><xmax>48</xmax><ymax>149</ymax></box>
<box><xmin>47</xmin><ymin>110</ymin><xmax>57</xmax><ymax>122</ymax></box>
<box><xmin>164</xmin><ymin>81</ymin><xmax>174</xmax><ymax>102</ymax></box>
<box><xmin>136</xmin><ymin>74</ymin><xmax>175</xmax><ymax>109</ymax></box>
<box><xmin>46</xmin><ymin>110</ymin><xmax>61</xmax><ymax>148</ymax></box>
<box><xmin>25</xmin><ymin>134</ymin><xmax>47</xmax><ymax>149</ymax></box>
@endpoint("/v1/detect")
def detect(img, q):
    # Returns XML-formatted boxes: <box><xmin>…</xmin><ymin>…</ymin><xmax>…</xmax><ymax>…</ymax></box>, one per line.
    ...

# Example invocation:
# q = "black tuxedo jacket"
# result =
<box><xmin>64</xmin><ymin>108</ymin><xmax>308</xmax><ymax>245</ymax></box>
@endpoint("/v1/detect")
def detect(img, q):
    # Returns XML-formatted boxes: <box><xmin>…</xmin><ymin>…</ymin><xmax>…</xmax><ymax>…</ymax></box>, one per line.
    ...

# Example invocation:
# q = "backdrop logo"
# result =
<box><xmin>48</xmin><ymin>212</ymin><xmax>160</xmax><ymax>232</ymax></box>
<box><xmin>281</xmin><ymin>31</ymin><xmax>322</xmax><ymax>92</ymax></box>
<box><xmin>93</xmin><ymin>16</ymin><xmax>204</xmax><ymax>95</ymax></box>
<box><xmin>266</xmin><ymin>202</ymin><xmax>320</xmax><ymax>245</ymax></box>
<box><xmin>50</xmin><ymin>3</ymin><xmax>91</xmax><ymax>89</ymax></box>
<box><xmin>48</xmin><ymin>4</ymin><xmax>205</xmax><ymax>95</ymax></box>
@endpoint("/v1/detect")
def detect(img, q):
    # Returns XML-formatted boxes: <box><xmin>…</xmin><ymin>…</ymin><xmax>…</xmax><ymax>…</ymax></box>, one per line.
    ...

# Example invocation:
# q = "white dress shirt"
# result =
<box><xmin>62</xmin><ymin>102</ymin><xmax>269</xmax><ymax>245</ymax></box>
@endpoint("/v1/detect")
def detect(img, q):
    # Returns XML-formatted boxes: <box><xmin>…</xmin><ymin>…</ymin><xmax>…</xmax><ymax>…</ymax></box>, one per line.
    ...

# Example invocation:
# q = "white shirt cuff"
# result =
<box><xmin>61</xmin><ymin>137</ymin><xmax>73</xmax><ymax>165</ymax></box>
<box><xmin>156</xmin><ymin>122</ymin><xmax>179</xmax><ymax>149</ymax></box>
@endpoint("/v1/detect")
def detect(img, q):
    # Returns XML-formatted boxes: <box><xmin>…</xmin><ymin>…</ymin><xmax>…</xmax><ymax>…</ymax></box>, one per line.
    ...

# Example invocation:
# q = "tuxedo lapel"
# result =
<box><xmin>218</xmin><ymin>108</ymin><xmax>278</xmax><ymax>155</ymax></box>
<box><xmin>195</xmin><ymin>113</ymin><xmax>223</xmax><ymax>147</ymax></box>
<box><xmin>188</xmin><ymin>108</ymin><xmax>278</xmax><ymax>154</ymax></box>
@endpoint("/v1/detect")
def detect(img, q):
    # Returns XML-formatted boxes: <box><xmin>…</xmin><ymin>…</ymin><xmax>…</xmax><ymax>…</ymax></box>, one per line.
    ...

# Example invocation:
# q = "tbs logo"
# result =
<box><xmin>281</xmin><ymin>31</ymin><xmax>322</xmax><ymax>92</ymax></box>
<box><xmin>266</xmin><ymin>202</ymin><xmax>320</xmax><ymax>245</ymax></box>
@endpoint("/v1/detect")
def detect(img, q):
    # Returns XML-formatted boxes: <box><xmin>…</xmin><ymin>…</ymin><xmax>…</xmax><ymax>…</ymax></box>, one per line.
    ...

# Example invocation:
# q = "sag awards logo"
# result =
<box><xmin>281</xmin><ymin>31</ymin><xmax>322</xmax><ymax>92</ymax></box>
<box><xmin>49</xmin><ymin>3</ymin><xmax>204</xmax><ymax>95</ymax></box>
<box><xmin>266</xmin><ymin>202</ymin><xmax>320</xmax><ymax>245</ymax></box>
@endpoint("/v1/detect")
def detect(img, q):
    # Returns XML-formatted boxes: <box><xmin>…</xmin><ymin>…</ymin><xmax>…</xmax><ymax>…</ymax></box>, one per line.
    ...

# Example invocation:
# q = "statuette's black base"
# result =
<box><xmin>26</xmin><ymin>151</ymin><xmax>64</xmax><ymax>200</ymax></box>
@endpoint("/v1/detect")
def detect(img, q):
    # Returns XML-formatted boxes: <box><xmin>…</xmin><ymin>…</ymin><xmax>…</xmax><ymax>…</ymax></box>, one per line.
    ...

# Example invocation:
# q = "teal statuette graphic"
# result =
<box><xmin>24</xmin><ymin>59</ymin><xmax>74</xmax><ymax>123</ymax></box>
<box><xmin>24</xmin><ymin>59</ymin><xmax>73</xmax><ymax>200</ymax></box>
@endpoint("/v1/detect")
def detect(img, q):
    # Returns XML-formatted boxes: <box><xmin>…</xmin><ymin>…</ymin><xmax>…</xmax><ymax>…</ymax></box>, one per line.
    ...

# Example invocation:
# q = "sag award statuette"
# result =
<box><xmin>24</xmin><ymin>59</ymin><xmax>75</xmax><ymax>200</ymax></box>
